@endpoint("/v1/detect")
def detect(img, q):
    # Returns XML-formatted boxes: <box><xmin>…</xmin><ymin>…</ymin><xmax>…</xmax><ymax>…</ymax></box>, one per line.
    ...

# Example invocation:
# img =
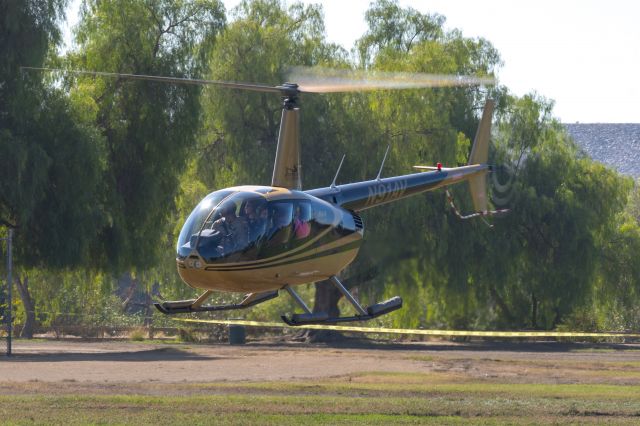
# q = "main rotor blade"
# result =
<box><xmin>22</xmin><ymin>66</ymin><xmax>494</xmax><ymax>96</ymax></box>
<box><xmin>20</xmin><ymin>67</ymin><xmax>284</xmax><ymax>94</ymax></box>
<box><xmin>288</xmin><ymin>66</ymin><xmax>494</xmax><ymax>93</ymax></box>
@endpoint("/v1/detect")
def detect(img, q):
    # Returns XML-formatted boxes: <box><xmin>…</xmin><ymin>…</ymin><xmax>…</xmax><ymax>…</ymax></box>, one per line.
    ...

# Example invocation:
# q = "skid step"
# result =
<box><xmin>367</xmin><ymin>296</ymin><xmax>402</xmax><ymax>316</ymax></box>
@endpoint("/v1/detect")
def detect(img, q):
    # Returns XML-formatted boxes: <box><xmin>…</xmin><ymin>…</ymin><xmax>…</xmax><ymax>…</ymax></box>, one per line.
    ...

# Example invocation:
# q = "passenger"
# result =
<box><xmin>268</xmin><ymin>205</ymin><xmax>292</xmax><ymax>244</ymax></box>
<box><xmin>293</xmin><ymin>205</ymin><xmax>310</xmax><ymax>239</ymax></box>
<box><xmin>244</xmin><ymin>199</ymin><xmax>267</xmax><ymax>242</ymax></box>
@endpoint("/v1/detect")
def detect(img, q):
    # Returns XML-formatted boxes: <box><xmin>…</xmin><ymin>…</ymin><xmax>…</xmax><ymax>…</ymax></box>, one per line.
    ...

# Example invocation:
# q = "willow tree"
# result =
<box><xmin>476</xmin><ymin>94</ymin><xmax>633</xmax><ymax>329</ymax></box>
<box><xmin>71</xmin><ymin>0</ymin><xmax>225</xmax><ymax>271</ymax></box>
<box><xmin>197</xmin><ymin>0</ymin><xmax>505</xmax><ymax>325</ymax></box>
<box><xmin>199</xmin><ymin>0</ymin><xmax>343</xmax><ymax>186</ymax></box>
<box><xmin>0</xmin><ymin>0</ymin><xmax>110</xmax><ymax>336</ymax></box>
<box><xmin>329</xmin><ymin>0</ymin><xmax>503</xmax><ymax>329</ymax></box>
<box><xmin>197</xmin><ymin>0</ymin><xmax>350</xmax><ymax>316</ymax></box>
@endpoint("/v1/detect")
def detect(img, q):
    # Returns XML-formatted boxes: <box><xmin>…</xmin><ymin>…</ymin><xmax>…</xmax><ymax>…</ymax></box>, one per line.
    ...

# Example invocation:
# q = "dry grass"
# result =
<box><xmin>3</xmin><ymin>340</ymin><xmax>640</xmax><ymax>424</ymax></box>
<box><xmin>1</xmin><ymin>371</ymin><xmax>640</xmax><ymax>424</ymax></box>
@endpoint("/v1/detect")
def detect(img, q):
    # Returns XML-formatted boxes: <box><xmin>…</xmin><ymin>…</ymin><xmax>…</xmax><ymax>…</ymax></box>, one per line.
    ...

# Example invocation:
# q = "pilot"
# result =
<box><xmin>212</xmin><ymin>203</ymin><xmax>249</xmax><ymax>255</ymax></box>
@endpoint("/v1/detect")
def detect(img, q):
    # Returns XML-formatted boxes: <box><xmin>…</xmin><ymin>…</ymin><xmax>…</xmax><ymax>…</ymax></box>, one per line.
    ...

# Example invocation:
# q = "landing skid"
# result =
<box><xmin>281</xmin><ymin>276</ymin><xmax>402</xmax><ymax>326</ymax></box>
<box><xmin>154</xmin><ymin>290</ymin><xmax>278</xmax><ymax>315</ymax></box>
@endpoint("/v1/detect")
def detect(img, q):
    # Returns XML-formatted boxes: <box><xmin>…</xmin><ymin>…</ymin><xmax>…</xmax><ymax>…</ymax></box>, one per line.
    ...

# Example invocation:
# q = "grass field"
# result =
<box><xmin>2</xmin><ymin>340</ymin><xmax>640</xmax><ymax>424</ymax></box>
<box><xmin>2</xmin><ymin>371</ymin><xmax>640</xmax><ymax>424</ymax></box>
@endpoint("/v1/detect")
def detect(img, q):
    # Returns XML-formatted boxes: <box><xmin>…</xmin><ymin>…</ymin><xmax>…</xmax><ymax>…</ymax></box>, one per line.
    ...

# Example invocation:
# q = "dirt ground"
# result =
<box><xmin>2</xmin><ymin>338</ymin><xmax>640</xmax><ymax>387</ymax></box>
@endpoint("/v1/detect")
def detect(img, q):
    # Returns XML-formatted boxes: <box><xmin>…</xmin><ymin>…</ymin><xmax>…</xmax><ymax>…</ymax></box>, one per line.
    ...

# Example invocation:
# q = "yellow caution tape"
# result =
<box><xmin>173</xmin><ymin>317</ymin><xmax>640</xmax><ymax>338</ymax></box>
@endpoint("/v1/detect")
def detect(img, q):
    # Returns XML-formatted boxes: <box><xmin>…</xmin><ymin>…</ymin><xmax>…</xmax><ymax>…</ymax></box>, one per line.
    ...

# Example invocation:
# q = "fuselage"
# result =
<box><xmin>176</xmin><ymin>186</ymin><xmax>364</xmax><ymax>292</ymax></box>
<box><xmin>176</xmin><ymin>165</ymin><xmax>488</xmax><ymax>293</ymax></box>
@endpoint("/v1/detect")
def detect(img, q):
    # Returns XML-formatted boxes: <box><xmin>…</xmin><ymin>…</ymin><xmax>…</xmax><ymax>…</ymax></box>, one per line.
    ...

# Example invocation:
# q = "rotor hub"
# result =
<box><xmin>278</xmin><ymin>83</ymin><xmax>300</xmax><ymax>109</ymax></box>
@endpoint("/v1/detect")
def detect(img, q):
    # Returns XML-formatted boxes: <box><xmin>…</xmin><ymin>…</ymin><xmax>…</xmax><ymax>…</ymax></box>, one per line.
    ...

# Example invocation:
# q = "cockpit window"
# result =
<box><xmin>266</xmin><ymin>202</ymin><xmax>294</xmax><ymax>243</ymax></box>
<box><xmin>176</xmin><ymin>190</ymin><xmax>233</xmax><ymax>258</ymax></box>
<box><xmin>293</xmin><ymin>202</ymin><xmax>311</xmax><ymax>240</ymax></box>
<box><xmin>195</xmin><ymin>193</ymin><xmax>267</xmax><ymax>263</ymax></box>
<box><xmin>313</xmin><ymin>200</ymin><xmax>336</xmax><ymax>226</ymax></box>
<box><xmin>178</xmin><ymin>191</ymin><xmax>342</xmax><ymax>264</ymax></box>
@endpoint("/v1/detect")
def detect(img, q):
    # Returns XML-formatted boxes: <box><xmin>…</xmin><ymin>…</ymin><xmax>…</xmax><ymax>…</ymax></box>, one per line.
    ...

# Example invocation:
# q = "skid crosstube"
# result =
<box><xmin>281</xmin><ymin>296</ymin><xmax>403</xmax><ymax>326</ymax></box>
<box><xmin>154</xmin><ymin>290</ymin><xmax>278</xmax><ymax>315</ymax></box>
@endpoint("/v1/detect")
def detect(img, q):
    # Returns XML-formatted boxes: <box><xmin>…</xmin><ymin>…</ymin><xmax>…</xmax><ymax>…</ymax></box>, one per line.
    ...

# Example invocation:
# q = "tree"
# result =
<box><xmin>356</xmin><ymin>0</ymin><xmax>445</xmax><ymax>66</ymax></box>
<box><xmin>71</xmin><ymin>0</ymin><xmax>226</xmax><ymax>270</ymax></box>
<box><xmin>1</xmin><ymin>0</ymin><xmax>68</xmax><ymax>231</ymax></box>
<box><xmin>334</xmin><ymin>0</ymin><xmax>502</xmax><ymax>327</ymax></box>
<box><xmin>1</xmin><ymin>0</ymin><xmax>112</xmax><ymax>337</ymax></box>
<box><xmin>586</xmin><ymin>180</ymin><xmax>640</xmax><ymax>331</ymax></box>
<box><xmin>481</xmin><ymin>94</ymin><xmax>632</xmax><ymax>329</ymax></box>
<box><xmin>197</xmin><ymin>0</ymin><xmax>507</xmax><ymax>328</ymax></box>
<box><xmin>199</xmin><ymin>0</ymin><xmax>352</xmax><ymax>322</ymax></box>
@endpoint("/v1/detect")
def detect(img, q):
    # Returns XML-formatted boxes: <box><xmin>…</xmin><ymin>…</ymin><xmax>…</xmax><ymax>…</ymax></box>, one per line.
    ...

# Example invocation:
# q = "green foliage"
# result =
<box><xmin>0</xmin><ymin>0</ymin><xmax>66</xmax><ymax>107</ymax></box>
<box><xmin>129</xmin><ymin>327</ymin><xmax>146</xmax><ymax>341</ymax></box>
<box><xmin>182</xmin><ymin>0</ymin><xmax>640</xmax><ymax>332</ymax></box>
<box><xmin>1</xmin><ymin>0</ymin><xmax>108</xmax><ymax>271</ymax></box>
<box><xmin>3</xmin><ymin>0</ymin><xmax>639</xmax><ymax>336</ymax></box>
<box><xmin>477</xmin><ymin>94</ymin><xmax>637</xmax><ymax>329</ymax></box>
<box><xmin>200</xmin><ymin>0</ymin><xmax>343</xmax><ymax>188</ymax></box>
<box><xmin>337</xmin><ymin>0</ymin><xmax>502</xmax><ymax>330</ymax></box>
<box><xmin>71</xmin><ymin>0</ymin><xmax>225</xmax><ymax>269</ymax></box>
<box><xmin>357</xmin><ymin>0</ymin><xmax>445</xmax><ymax>65</ymax></box>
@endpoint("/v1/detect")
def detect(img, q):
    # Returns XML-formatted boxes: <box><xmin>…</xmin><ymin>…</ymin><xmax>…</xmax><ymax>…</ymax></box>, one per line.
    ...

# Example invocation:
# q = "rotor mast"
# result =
<box><xmin>271</xmin><ymin>83</ymin><xmax>302</xmax><ymax>190</ymax></box>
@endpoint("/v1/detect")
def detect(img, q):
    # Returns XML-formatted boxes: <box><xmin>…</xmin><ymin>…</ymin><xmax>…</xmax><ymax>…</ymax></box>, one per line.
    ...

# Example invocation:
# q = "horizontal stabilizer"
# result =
<box><xmin>413</xmin><ymin>165</ymin><xmax>443</xmax><ymax>171</ymax></box>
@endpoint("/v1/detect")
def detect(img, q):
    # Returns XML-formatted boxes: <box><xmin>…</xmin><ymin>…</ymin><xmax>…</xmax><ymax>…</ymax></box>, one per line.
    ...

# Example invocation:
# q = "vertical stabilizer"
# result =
<box><xmin>468</xmin><ymin>174</ymin><xmax>488</xmax><ymax>212</ymax></box>
<box><xmin>468</xmin><ymin>99</ymin><xmax>494</xmax><ymax>166</ymax></box>
<box><xmin>467</xmin><ymin>99</ymin><xmax>494</xmax><ymax>212</ymax></box>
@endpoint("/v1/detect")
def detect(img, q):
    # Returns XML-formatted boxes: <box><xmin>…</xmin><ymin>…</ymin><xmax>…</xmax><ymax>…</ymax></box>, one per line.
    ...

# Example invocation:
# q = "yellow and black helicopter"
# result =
<box><xmin>26</xmin><ymin>67</ymin><xmax>504</xmax><ymax>325</ymax></box>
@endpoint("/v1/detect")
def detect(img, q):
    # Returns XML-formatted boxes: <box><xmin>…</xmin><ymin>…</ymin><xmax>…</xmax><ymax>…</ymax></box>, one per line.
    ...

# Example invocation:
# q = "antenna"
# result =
<box><xmin>330</xmin><ymin>154</ymin><xmax>346</xmax><ymax>189</ymax></box>
<box><xmin>375</xmin><ymin>145</ymin><xmax>390</xmax><ymax>181</ymax></box>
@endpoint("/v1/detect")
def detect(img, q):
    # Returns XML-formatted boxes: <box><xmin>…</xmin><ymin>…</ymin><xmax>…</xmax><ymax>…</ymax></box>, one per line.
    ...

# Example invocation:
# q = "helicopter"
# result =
<box><xmin>25</xmin><ymin>66</ymin><xmax>504</xmax><ymax>326</ymax></box>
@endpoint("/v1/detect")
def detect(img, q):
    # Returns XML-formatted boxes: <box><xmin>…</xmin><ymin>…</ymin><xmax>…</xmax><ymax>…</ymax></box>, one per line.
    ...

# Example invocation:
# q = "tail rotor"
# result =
<box><xmin>446</xmin><ymin>99</ymin><xmax>510</xmax><ymax>225</ymax></box>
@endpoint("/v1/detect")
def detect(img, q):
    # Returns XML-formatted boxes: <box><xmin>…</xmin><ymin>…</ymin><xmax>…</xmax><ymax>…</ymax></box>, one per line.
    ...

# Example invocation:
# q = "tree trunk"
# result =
<box><xmin>489</xmin><ymin>285</ymin><xmax>515</xmax><ymax>325</ymax></box>
<box><xmin>531</xmin><ymin>292</ymin><xmax>538</xmax><ymax>329</ymax></box>
<box><xmin>121</xmin><ymin>273</ymin><xmax>138</xmax><ymax>312</ymax></box>
<box><xmin>294</xmin><ymin>279</ymin><xmax>343</xmax><ymax>343</ymax></box>
<box><xmin>312</xmin><ymin>279</ymin><xmax>342</xmax><ymax>317</ymax></box>
<box><xmin>15</xmin><ymin>274</ymin><xmax>36</xmax><ymax>339</ymax></box>
<box><xmin>0</xmin><ymin>282</ymin><xmax>5</xmax><ymax>323</ymax></box>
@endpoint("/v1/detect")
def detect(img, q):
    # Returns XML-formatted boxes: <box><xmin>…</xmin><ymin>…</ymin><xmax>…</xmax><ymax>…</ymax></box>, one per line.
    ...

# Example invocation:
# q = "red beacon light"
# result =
<box><xmin>437</xmin><ymin>162</ymin><xmax>442</xmax><ymax>171</ymax></box>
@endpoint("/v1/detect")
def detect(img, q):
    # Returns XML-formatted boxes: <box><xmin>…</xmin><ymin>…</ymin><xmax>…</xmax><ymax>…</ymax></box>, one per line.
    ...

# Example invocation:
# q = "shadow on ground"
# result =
<box><xmin>251</xmin><ymin>335</ymin><xmax>640</xmax><ymax>354</ymax></box>
<box><xmin>5</xmin><ymin>347</ymin><xmax>217</xmax><ymax>362</ymax></box>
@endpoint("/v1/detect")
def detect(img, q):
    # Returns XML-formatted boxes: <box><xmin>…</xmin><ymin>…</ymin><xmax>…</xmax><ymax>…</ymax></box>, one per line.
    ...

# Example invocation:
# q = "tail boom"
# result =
<box><xmin>306</xmin><ymin>164</ymin><xmax>489</xmax><ymax>211</ymax></box>
<box><xmin>305</xmin><ymin>99</ymin><xmax>498</xmax><ymax>215</ymax></box>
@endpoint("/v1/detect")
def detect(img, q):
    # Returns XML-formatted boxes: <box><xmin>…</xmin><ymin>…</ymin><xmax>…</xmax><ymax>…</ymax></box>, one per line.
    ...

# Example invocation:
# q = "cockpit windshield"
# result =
<box><xmin>176</xmin><ymin>189</ymin><xmax>233</xmax><ymax>258</ymax></box>
<box><xmin>177</xmin><ymin>189</ymin><xmax>337</xmax><ymax>263</ymax></box>
<box><xmin>194</xmin><ymin>192</ymin><xmax>268</xmax><ymax>262</ymax></box>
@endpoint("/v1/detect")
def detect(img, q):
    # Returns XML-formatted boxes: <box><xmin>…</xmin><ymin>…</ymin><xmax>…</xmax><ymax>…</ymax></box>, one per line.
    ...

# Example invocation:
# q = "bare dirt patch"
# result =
<box><xmin>1</xmin><ymin>339</ymin><xmax>640</xmax><ymax>390</ymax></box>
<box><xmin>3</xmin><ymin>339</ymin><xmax>640</xmax><ymax>424</ymax></box>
